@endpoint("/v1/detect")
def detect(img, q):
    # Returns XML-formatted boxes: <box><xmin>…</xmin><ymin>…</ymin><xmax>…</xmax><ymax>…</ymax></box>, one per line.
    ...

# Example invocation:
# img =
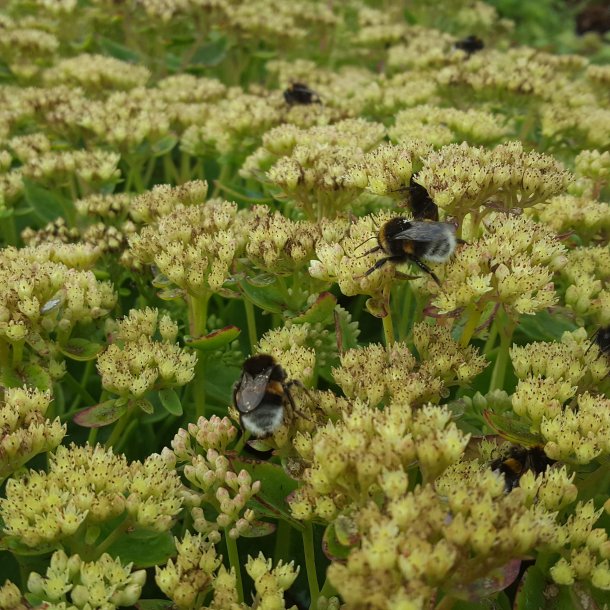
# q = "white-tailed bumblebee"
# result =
<box><xmin>233</xmin><ymin>354</ymin><xmax>299</xmax><ymax>438</ymax></box>
<box><xmin>454</xmin><ymin>35</ymin><xmax>484</xmax><ymax>55</ymax></box>
<box><xmin>283</xmin><ymin>82</ymin><xmax>321</xmax><ymax>106</ymax></box>
<box><xmin>490</xmin><ymin>445</ymin><xmax>554</xmax><ymax>492</ymax></box>
<box><xmin>358</xmin><ymin>218</ymin><xmax>457</xmax><ymax>285</ymax></box>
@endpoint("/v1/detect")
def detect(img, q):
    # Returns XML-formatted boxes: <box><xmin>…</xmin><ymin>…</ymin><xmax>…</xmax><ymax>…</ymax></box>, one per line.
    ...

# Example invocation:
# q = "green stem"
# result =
<box><xmin>382</xmin><ymin>312</ymin><xmax>395</xmax><ymax>348</ymax></box>
<box><xmin>11</xmin><ymin>340</ymin><xmax>23</xmax><ymax>367</ymax></box>
<box><xmin>483</xmin><ymin>319</ymin><xmax>499</xmax><ymax>357</ymax></box>
<box><xmin>459</xmin><ymin>306</ymin><xmax>482</xmax><ymax>348</ymax></box>
<box><xmin>211</xmin><ymin>164</ymin><xmax>231</xmax><ymax>198</ymax></box>
<box><xmin>188</xmin><ymin>295</ymin><xmax>210</xmax><ymax>419</ymax></box>
<box><xmin>114</xmin><ymin>419</ymin><xmax>138</xmax><ymax>453</ymax></box>
<box><xmin>303</xmin><ymin>522</ymin><xmax>320</xmax><ymax>609</ymax></box>
<box><xmin>87</xmin><ymin>427</ymin><xmax>98</xmax><ymax>446</ymax></box>
<box><xmin>63</xmin><ymin>372</ymin><xmax>96</xmax><ymax>407</ymax></box>
<box><xmin>489</xmin><ymin>312</ymin><xmax>515</xmax><ymax>392</ymax></box>
<box><xmin>225</xmin><ymin>531</ymin><xmax>244</xmax><ymax>603</ymax></box>
<box><xmin>180</xmin><ymin>151</ymin><xmax>192</xmax><ymax>183</ymax></box>
<box><xmin>93</xmin><ymin>517</ymin><xmax>131</xmax><ymax>559</ymax></box>
<box><xmin>214</xmin><ymin>181</ymin><xmax>274</xmax><ymax>203</ymax></box>
<box><xmin>163</xmin><ymin>155</ymin><xmax>180</xmax><ymax>184</ymax></box>
<box><xmin>105</xmin><ymin>403</ymin><xmax>136</xmax><ymax>449</ymax></box>
<box><xmin>434</xmin><ymin>595</ymin><xmax>456</xmax><ymax>610</ymax></box>
<box><xmin>273</xmin><ymin>519</ymin><xmax>292</xmax><ymax>565</ymax></box>
<box><xmin>244</xmin><ymin>299</ymin><xmax>258</xmax><ymax>352</ymax></box>
<box><xmin>68</xmin><ymin>360</ymin><xmax>95</xmax><ymax>412</ymax></box>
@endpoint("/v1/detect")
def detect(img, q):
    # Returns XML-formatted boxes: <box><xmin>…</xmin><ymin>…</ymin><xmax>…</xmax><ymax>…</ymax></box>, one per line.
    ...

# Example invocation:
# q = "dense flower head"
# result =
<box><xmin>75</xmin><ymin>192</ymin><xmax>132</xmax><ymax>221</ymax></box>
<box><xmin>390</xmin><ymin>104</ymin><xmax>510</xmax><ymax>147</ymax></box>
<box><xmin>131</xmin><ymin>180</ymin><xmax>208</xmax><ymax>224</ymax></box>
<box><xmin>0</xmin><ymin>385</ymin><xmax>65</xmax><ymax>484</ymax></box>
<box><xmin>417</xmin><ymin>141</ymin><xmax>573</xmax><ymax>223</ymax></box>
<box><xmin>43</xmin><ymin>54</ymin><xmax>151</xmax><ymax>92</ymax></box>
<box><xmin>327</xmin><ymin>461</ymin><xmax>570</xmax><ymax>609</ymax></box>
<box><xmin>432</xmin><ymin>213</ymin><xmax>566</xmax><ymax>315</ymax></box>
<box><xmin>0</xmin><ymin>244</ymin><xmax>116</xmax><ymax>348</ymax></box>
<box><xmin>129</xmin><ymin>199</ymin><xmax>243</xmax><ymax>296</ymax></box>
<box><xmin>0</xmin><ymin>443</ymin><xmax>183</xmax><ymax>548</ymax></box>
<box><xmin>27</xmin><ymin>550</ymin><xmax>146</xmax><ymax>609</ymax></box>
<box><xmin>97</xmin><ymin>307</ymin><xmax>195</xmax><ymax>398</ymax></box>
<box><xmin>289</xmin><ymin>400</ymin><xmax>469</xmax><ymax>521</ymax></box>
<box><xmin>245</xmin><ymin>553</ymin><xmax>300</xmax><ymax>610</ymax></box>
<box><xmin>171</xmin><ymin>416</ymin><xmax>262</xmax><ymax>538</ymax></box>
<box><xmin>386</xmin><ymin>26</ymin><xmax>457</xmax><ymax>71</ymax></box>
<box><xmin>0</xmin><ymin>580</ymin><xmax>26</xmax><ymax>610</ymax></box>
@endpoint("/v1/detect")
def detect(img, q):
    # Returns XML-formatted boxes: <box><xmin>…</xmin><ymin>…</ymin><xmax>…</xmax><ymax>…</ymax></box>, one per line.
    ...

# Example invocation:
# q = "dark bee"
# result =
<box><xmin>454</xmin><ymin>35</ymin><xmax>484</xmax><ymax>56</ymax></box>
<box><xmin>592</xmin><ymin>326</ymin><xmax>610</xmax><ymax>357</ymax></box>
<box><xmin>233</xmin><ymin>354</ymin><xmax>299</xmax><ymax>438</ymax></box>
<box><xmin>358</xmin><ymin>218</ymin><xmax>457</xmax><ymax>285</ymax></box>
<box><xmin>404</xmin><ymin>175</ymin><xmax>439</xmax><ymax>221</ymax></box>
<box><xmin>283</xmin><ymin>82</ymin><xmax>321</xmax><ymax>106</ymax></box>
<box><xmin>490</xmin><ymin>445</ymin><xmax>555</xmax><ymax>492</ymax></box>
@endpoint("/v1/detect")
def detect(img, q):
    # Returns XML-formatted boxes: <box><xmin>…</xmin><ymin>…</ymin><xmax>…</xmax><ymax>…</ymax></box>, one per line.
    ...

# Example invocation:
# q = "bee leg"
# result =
<box><xmin>359</xmin><ymin>256</ymin><xmax>392</xmax><ymax>277</ymax></box>
<box><xmin>395</xmin><ymin>270</ymin><xmax>421</xmax><ymax>281</ymax></box>
<box><xmin>355</xmin><ymin>244</ymin><xmax>382</xmax><ymax>259</ymax></box>
<box><xmin>284</xmin><ymin>383</ymin><xmax>314</xmax><ymax>423</ymax></box>
<box><xmin>408</xmin><ymin>256</ymin><xmax>441</xmax><ymax>286</ymax></box>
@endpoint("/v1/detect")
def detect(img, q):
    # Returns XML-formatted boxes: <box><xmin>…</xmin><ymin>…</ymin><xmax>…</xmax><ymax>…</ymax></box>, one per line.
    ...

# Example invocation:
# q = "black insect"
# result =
<box><xmin>403</xmin><ymin>175</ymin><xmax>439</xmax><ymax>221</ymax></box>
<box><xmin>490</xmin><ymin>445</ymin><xmax>555</xmax><ymax>492</ymax></box>
<box><xmin>454</xmin><ymin>35</ymin><xmax>484</xmax><ymax>56</ymax></box>
<box><xmin>357</xmin><ymin>218</ymin><xmax>457</xmax><ymax>285</ymax></box>
<box><xmin>233</xmin><ymin>354</ymin><xmax>302</xmax><ymax>438</ymax></box>
<box><xmin>591</xmin><ymin>326</ymin><xmax>610</xmax><ymax>357</ymax></box>
<box><xmin>283</xmin><ymin>82</ymin><xmax>321</xmax><ymax>106</ymax></box>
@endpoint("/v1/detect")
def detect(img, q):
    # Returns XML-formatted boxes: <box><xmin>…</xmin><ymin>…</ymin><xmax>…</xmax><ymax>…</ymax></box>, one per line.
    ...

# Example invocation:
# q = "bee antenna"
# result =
<box><xmin>354</xmin><ymin>235</ymin><xmax>378</xmax><ymax>252</ymax></box>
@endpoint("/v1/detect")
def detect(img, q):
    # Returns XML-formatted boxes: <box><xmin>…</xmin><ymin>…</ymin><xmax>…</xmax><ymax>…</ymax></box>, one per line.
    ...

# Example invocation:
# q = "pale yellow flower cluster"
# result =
<box><xmin>0</xmin><ymin>244</ymin><xmax>115</xmax><ymax>348</ymax></box>
<box><xmin>0</xmin><ymin>386</ymin><xmax>65</xmax><ymax>484</ymax></box>
<box><xmin>417</xmin><ymin>141</ymin><xmax>572</xmax><ymax>223</ymax></box>
<box><xmin>43</xmin><ymin>54</ymin><xmax>151</xmax><ymax>92</ymax></box>
<box><xmin>433</xmin><ymin>213</ymin><xmax>566</xmax><ymax>315</ymax></box>
<box><xmin>28</xmin><ymin>550</ymin><xmax>146</xmax><ymax>609</ymax></box>
<box><xmin>172</xmin><ymin>415</ymin><xmax>262</xmax><ymax>538</ymax></box>
<box><xmin>129</xmin><ymin>199</ymin><xmax>243</xmax><ymax>295</ymax></box>
<box><xmin>131</xmin><ymin>180</ymin><xmax>208</xmax><ymax>224</ymax></box>
<box><xmin>327</xmin><ymin>462</ymin><xmax>576</xmax><ymax>609</ymax></box>
<box><xmin>97</xmin><ymin>307</ymin><xmax>196</xmax><ymax>398</ymax></box>
<box><xmin>290</xmin><ymin>400</ymin><xmax>469</xmax><ymax>522</ymax></box>
<box><xmin>390</xmin><ymin>104</ymin><xmax>510</xmax><ymax>147</ymax></box>
<box><xmin>0</xmin><ymin>443</ymin><xmax>183</xmax><ymax>548</ymax></box>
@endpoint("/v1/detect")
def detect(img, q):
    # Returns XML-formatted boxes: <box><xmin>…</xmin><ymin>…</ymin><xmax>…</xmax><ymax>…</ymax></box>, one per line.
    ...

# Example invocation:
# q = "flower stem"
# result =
<box><xmin>303</xmin><ymin>522</ymin><xmax>320</xmax><ymax>609</ymax></box>
<box><xmin>382</xmin><ymin>312</ymin><xmax>395</xmax><ymax>348</ymax></box>
<box><xmin>93</xmin><ymin>517</ymin><xmax>131</xmax><ymax>559</ymax></box>
<box><xmin>244</xmin><ymin>299</ymin><xmax>258</xmax><ymax>352</ymax></box>
<box><xmin>188</xmin><ymin>294</ymin><xmax>209</xmax><ymax>419</ymax></box>
<box><xmin>273</xmin><ymin>519</ymin><xmax>292</xmax><ymax>565</ymax></box>
<box><xmin>105</xmin><ymin>403</ymin><xmax>136</xmax><ymax>449</ymax></box>
<box><xmin>434</xmin><ymin>595</ymin><xmax>456</xmax><ymax>610</ymax></box>
<box><xmin>459</xmin><ymin>305</ymin><xmax>482</xmax><ymax>348</ymax></box>
<box><xmin>489</xmin><ymin>311</ymin><xmax>514</xmax><ymax>392</ymax></box>
<box><xmin>225</xmin><ymin>530</ymin><xmax>244</xmax><ymax>603</ymax></box>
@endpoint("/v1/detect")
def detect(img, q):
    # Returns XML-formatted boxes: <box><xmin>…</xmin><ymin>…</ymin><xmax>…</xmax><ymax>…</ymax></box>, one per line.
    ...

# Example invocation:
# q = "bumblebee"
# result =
<box><xmin>490</xmin><ymin>445</ymin><xmax>554</xmax><ymax>492</ymax></box>
<box><xmin>233</xmin><ymin>354</ymin><xmax>299</xmax><ymax>438</ymax></box>
<box><xmin>454</xmin><ymin>35</ymin><xmax>484</xmax><ymax>55</ymax></box>
<box><xmin>358</xmin><ymin>218</ymin><xmax>457</xmax><ymax>285</ymax></box>
<box><xmin>592</xmin><ymin>326</ymin><xmax>610</xmax><ymax>357</ymax></box>
<box><xmin>403</xmin><ymin>175</ymin><xmax>439</xmax><ymax>221</ymax></box>
<box><xmin>283</xmin><ymin>82</ymin><xmax>321</xmax><ymax>106</ymax></box>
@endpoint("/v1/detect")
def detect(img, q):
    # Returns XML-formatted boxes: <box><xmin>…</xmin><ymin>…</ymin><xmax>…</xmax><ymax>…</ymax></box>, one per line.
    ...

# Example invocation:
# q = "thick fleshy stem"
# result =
<box><xmin>303</xmin><ymin>522</ymin><xmax>320</xmax><ymax>609</ymax></box>
<box><xmin>244</xmin><ymin>299</ymin><xmax>258</xmax><ymax>352</ymax></box>
<box><xmin>382</xmin><ymin>312</ymin><xmax>395</xmax><ymax>348</ymax></box>
<box><xmin>225</xmin><ymin>530</ymin><xmax>244</xmax><ymax>603</ymax></box>
<box><xmin>459</xmin><ymin>305</ymin><xmax>482</xmax><ymax>348</ymax></box>
<box><xmin>434</xmin><ymin>594</ymin><xmax>456</xmax><ymax>610</ymax></box>
<box><xmin>188</xmin><ymin>294</ymin><xmax>210</xmax><ymax>419</ymax></box>
<box><xmin>489</xmin><ymin>309</ymin><xmax>515</xmax><ymax>392</ymax></box>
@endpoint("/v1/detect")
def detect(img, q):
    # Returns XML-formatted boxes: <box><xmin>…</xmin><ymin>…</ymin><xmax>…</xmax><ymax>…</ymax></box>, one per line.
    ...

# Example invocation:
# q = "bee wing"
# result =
<box><xmin>235</xmin><ymin>367</ymin><xmax>274</xmax><ymax>413</ymax></box>
<box><xmin>392</xmin><ymin>222</ymin><xmax>452</xmax><ymax>241</ymax></box>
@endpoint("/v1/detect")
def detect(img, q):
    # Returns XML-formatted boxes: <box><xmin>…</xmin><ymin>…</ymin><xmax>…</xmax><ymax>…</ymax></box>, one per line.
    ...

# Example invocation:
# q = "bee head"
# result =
<box><xmin>243</xmin><ymin>354</ymin><xmax>278</xmax><ymax>375</ymax></box>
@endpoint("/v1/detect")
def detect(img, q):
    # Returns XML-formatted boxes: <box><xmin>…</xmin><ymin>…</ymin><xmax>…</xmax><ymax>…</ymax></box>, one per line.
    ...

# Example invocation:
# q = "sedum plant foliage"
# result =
<box><xmin>0</xmin><ymin>0</ymin><xmax>609</xmax><ymax>609</ymax></box>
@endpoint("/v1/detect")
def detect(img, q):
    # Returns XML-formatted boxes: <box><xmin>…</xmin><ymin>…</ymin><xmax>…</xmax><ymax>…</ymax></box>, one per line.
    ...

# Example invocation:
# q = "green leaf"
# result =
<box><xmin>150</xmin><ymin>135</ymin><xmax>178</xmax><ymax>157</ymax></box>
<box><xmin>514</xmin><ymin>565</ymin><xmax>546</xmax><ymax>610</ymax></box>
<box><xmin>322</xmin><ymin>516</ymin><xmax>358</xmax><ymax>560</ymax></box>
<box><xmin>291</xmin><ymin>292</ymin><xmax>337</xmax><ymax>325</ymax></box>
<box><xmin>204</xmin><ymin>360</ymin><xmax>241</xmax><ymax>405</ymax></box>
<box><xmin>185</xmin><ymin>326</ymin><xmax>241</xmax><ymax>352</ymax></box>
<box><xmin>514</xmin><ymin>310</ymin><xmax>577</xmax><ymax>343</ymax></box>
<box><xmin>1</xmin><ymin>363</ymin><xmax>52</xmax><ymax>391</ymax></box>
<box><xmin>106</xmin><ymin>528</ymin><xmax>175</xmax><ymax>568</ymax></box>
<box><xmin>22</xmin><ymin>179</ymin><xmax>65</xmax><ymax>223</ymax></box>
<box><xmin>73</xmin><ymin>399</ymin><xmax>127</xmax><ymax>428</ymax></box>
<box><xmin>239</xmin><ymin>276</ymin><xmax>286</xmax><ymax>314</ymax></box>
<box><xmin>231</xmin><ymin>458</ymin><xmax>302</xmax><ymax>530</ymax></box>
<box><xmin>190</xmin><ymin>36</ymin><xmax>229</xmax><ymax>67</ymax></box>
<box><xmin>97</xmin><ymin>36</ymin><xmax>143</xmax><ymax>63</ymax></box>
<box><xmin>158</xmin><ymin>388</ymin><xmax>183</xmax><ymax>416</ymax></box>
<box><xmin>483</xmin><ymin>410</ymin><xmax>544</xmax><ymax>447</ymax></box>
<box><xmin>59</xmin><ymin>338</ymin><xmax>103</xmax><ymax>361</ymax></box>
<box><xmin>450</xmin><ymin>559</ymin><xmax>521</xmax><ymax>601</ymax></box>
